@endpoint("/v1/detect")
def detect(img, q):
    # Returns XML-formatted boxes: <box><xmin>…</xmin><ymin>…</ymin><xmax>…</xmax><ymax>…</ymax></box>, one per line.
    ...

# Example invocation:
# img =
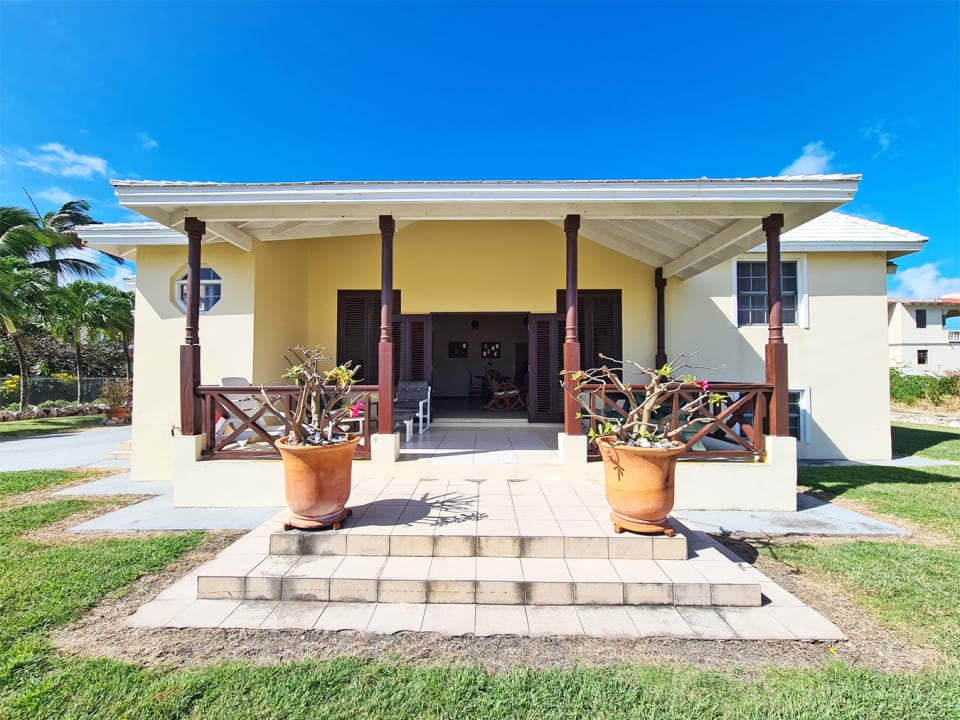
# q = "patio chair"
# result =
<box><xmin>467</xmin><ymin>369</ymin><xmax>484</xmax><ymax>400</ymax></box>
<box><xmin>393</xmin><ymin>380</ymin><xmax>431</xmax><ymax>441</ymax></box>
<box><xmin>216</xmin><ymin>376</ymin><xmax>285</xmax><ymax>447</ymax></box>
<box><xmin>484</xmin><ymin>370</ymin><xmax>525</xmax><ymax>411</ymax></box>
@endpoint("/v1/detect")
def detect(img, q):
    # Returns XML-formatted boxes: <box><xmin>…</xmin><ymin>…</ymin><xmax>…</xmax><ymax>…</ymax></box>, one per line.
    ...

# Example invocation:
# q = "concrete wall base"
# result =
<box><xmin>557</xmin><ymin>432</ymin><xmax>589</xmax><ymax>466</ymax></box>
<box><xmin>370</xmin><ymin>433</ymin><xmax>400</xmax><ymax>463</ymax></box>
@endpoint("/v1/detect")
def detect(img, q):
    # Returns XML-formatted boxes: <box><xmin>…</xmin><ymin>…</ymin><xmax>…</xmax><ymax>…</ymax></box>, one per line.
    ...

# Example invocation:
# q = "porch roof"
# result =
<box><xmin>87</xmin><ymin>175</ymin><xmax>862</xmax><ymax>279</ymax></box>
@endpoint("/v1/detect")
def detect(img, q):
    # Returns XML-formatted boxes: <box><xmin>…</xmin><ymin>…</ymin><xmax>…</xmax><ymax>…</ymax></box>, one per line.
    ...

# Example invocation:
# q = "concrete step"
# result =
<box><xmin>104</xmin><ymin>440</ymin><xmax>132</xmax><ymax>460</ymax></box>
<box><xmin>196</xmin><ymin>553</ymin><xmax>762</xmax><ymax>607</ymax></box>
<box><xmin>269</xmin><ymin>528</ymin><xmax>688</xmax><ymax>560</ymax></box>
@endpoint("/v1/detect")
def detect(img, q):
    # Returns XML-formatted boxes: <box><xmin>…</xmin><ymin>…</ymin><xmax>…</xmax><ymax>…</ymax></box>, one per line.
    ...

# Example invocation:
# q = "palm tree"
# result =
<box><xmin>0</xmin><ymin>257</ymin><xmax>50</xmax><ymax>411</ymax></box>
<box><xmin>95</xmin><ymin>285</ymin><xmax>135</xmax><ymax>379</ymax></box>
<box><xmin>0</xmin><ymin>196</ymin><xmax>101</xmax><ymax>285</ymax></box>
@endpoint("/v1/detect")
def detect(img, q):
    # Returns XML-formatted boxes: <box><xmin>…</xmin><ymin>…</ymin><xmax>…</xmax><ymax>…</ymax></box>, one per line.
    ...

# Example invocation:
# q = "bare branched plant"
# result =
<box><xmin>562</xmin><ymin>352</ymin><xmax>725</xmax><ymax>447</ymax></box>
<box><xmin>261</xmin><ymin>345</ymin><xmax>367</xmax><ymax>445</ymax></box>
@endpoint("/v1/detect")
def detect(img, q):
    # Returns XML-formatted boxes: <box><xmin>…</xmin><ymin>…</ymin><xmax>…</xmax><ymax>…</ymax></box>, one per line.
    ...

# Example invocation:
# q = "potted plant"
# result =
<box><xmin>101</xmin><ymin>378</ymin><xmax>131</xmax><ymax>421</ymax></box>
<box><xmin>262</xmin><ymin>345</ymin><xmax>367</xmax><ymax>531</ymax></box>
<box><xmin>564</xmin><ymin>353</ymin><xmax>721</xmax><ymax>535</ymax></box>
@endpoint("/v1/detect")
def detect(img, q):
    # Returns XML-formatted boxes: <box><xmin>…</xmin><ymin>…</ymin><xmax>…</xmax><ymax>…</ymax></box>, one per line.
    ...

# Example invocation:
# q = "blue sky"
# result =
<box><xmin>1</xmin><ymin>1</ymin><xmax>957</xmax><ymax>296</ymax></box>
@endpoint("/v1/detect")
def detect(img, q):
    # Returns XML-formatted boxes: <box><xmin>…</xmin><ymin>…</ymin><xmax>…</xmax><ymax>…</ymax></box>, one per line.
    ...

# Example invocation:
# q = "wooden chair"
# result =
<box><xmin>394</xmin><ymin>380</ymin><xmax>431</xmax><ymax>440</ymax></box>
<box><xmin>484</xmin><ymin>370</ymin><xmax>525</xmax><ymax>410</ymax></box>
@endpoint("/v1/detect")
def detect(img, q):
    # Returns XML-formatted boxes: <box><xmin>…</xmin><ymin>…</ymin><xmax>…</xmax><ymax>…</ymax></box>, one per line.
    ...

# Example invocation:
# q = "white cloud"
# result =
<box><xmin>15</xmin><ymin>142</ymin><xmax>109</xmax><ymax>179</ymax></box>
<box><xmin>35</xmin><ymin>186</ymin><xmax>75</xmax><ymax>206</ymax></box>
<box><xmin>889</xmin><ymin>262</ymin><xmax>960</xmax><ymax>299</ymax></box>
<box><xmin>860</xmin><ymin>120</ymin><xmax>894</xmax><ymax>158</ymax></box>
<box><xmin>779</xmin><ymin>141</ymin><xmax>835</xmax><ymax>176</ymax></box>
<box><xmin>137</xmin><ymin>132</ymin><xmax>158</xmax><ymax>151</ymax></box>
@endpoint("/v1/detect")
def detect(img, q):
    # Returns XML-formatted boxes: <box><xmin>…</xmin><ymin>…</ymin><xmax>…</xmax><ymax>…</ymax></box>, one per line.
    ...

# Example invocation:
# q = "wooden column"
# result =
<box><xmin>655</xmin><ymin>267</ymin><xmax>667</xmax><ymax>368</ymax></box>
<box><xmin>180</xmin><ymin>217</ymin><xmax>205</xmax><ymax>435</ymax></box>
<box><xmin>378</xmin><ymin>215</ymin><xmax>395</xmax><ymax>434</ymax></box>
<box><xmin>563</xmin><ymin>214</ymin><xmax>581</xmax><ymax>435</ymax></box>
<box><xmin>763</xmin><ymin>213</ymin><xmax>789</xmax><ymax>436</ymax></box>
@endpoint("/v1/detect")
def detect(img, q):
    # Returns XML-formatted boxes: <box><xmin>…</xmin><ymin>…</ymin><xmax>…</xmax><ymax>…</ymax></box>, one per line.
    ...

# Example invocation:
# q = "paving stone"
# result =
<box><xmin>302</xmin><ymin>532</ymin><xmax>347</xmax><ymax>555</ymax></box>
<box><xmin>269</xmin><ymin>533</ymin><xmax>303</xmax><ymax>555</ymax></box>
<box><xmin>576</xmin><ymin>606</ymin><xmax>640</xmax><ymax>638</ymax></box>
<box><xmin>260</xmin><ymin>601</ymin><xmax>327</xmax><ymax>629</ymax></box>
<box><xmin>420</xmin><ymin>604</ymin><xmax>476</xmax><ymax>635</ymax></box>
<box><xmin>126</xmin><ymin>598</ymin><xmax>193</xmax><ymax>628</ymax></box>
<box><xmin>245</xmin><ymin>576</ymin><xmax>281</xmax><ymax>600</ymax></box>
<box><xmin>476</xmin><ymin>581</ymin><xmax>524</xmax><ymax>605</ymax></box>
<box><xmin>220</xmin><ymin>601</ymin><xmax>278</xmax><ymax>628</ymax></box>
<box><xmin>767</xmin><ymin>606</ymin><xmax>846</xmax><ymax>641</ymax></box>
<box><xmin>281</xmin><ymin>577</ymin><xmax>329</xmax><ymax>601</ymax></box>
<box><xmin>433</xmin><ymin>535</ymin><xmax>476</xmax><ymax>556</ymax></box>
<box><xmin>676</xmin><ymin>607</ymin><xmax>738</xmax><ymax>639</ymax></box>
<box><xmin>346</xmin><ymin>534</ymin><xmax>390</xmax><ymax>556</ymax></box>
<box><xmin>366</xmin><ymin>603</ymin><xmax>426</xmax><ymax>634</ymax></box>
<box><xmin>526</xmin><ymin>605</ymin><xmax>583</xmax><ymax>636</ymax></box>
<box><xmin>197</xmin><ymin>576</ymin><xmax>244</xmax><ymax>600</ymax></box>
<box><xmin>314</xmin><ymin>602</ymin><xmax>377</xmax><ymax>631</ymax></box>
<box><xmin>608</xmin><ymin>536</ymin><xmax>653</xmax><ymax>559</ymax></box>
<box><xmin>478</xmin><ymin>535</ymin><xmax>520</xmax><ymax>557</ymax></box>
<box><xmin>718</xmin><ymin>607</ymin><xmax>797</xmax><ymax>640</ymax></box>
<box><xmin>389</xmin><ymin>534</ymin><xmax>435</xmax><ymax>556</ymax></box>
<box><xmin>520</xmin><ymin>536</ymin><xmax>564</xmax><ymax>558</ymax></box>
<box><xmin>626</xmin><ymin>607</ymin><xmax>694</xmax><ymax>638</ymax></box>
<box><xmin>563</xmin><ymin>536</ymin><xmax>608</xmax><ymax>558</ymax></box>
<box><xmin>427</xmin><ymin>580</ymin><xmax>475</xmax><ymax>604</ymax></box>
<box><xmin>168</xmin><ymin>599</ymin><xmax>241</xmax><ymax>628</ymax></box>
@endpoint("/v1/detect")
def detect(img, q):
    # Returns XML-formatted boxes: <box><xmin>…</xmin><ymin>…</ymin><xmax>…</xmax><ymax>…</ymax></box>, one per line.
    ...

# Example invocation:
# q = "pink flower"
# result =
<box><xmin>697</xmin><ymin>379</ymin><xmax>709</xmax><ymax>391</ymax></box>
<box><xmin>350</xmin><ymin>400</ymin><xmax>364</xmax><ymax>418</ymax></box>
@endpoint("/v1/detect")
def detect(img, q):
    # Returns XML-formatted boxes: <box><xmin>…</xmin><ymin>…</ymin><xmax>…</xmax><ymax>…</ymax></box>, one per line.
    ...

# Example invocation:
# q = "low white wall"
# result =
<box><xmin>170</xmin><ymin>434</ymin><xmax>797</xmax><ymax>512</ymax></box>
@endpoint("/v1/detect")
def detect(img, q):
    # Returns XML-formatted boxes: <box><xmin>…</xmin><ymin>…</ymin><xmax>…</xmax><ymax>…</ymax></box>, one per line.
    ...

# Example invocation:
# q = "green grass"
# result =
<box><xmin>3</xmin><ymin>456</ymin><xmax>960</xmax><ymax>718</ymax></box>
<box><xmin>0</xmin><ymin>469</ymin><xmax>108</xmax><ymax>498</ymax></box>
<box><xmin>0</xmin><ymin>414</ymin><xmax>106</xmax><ymax>439</ymax></box>
<box><xmin>892</xmin><ymin>422</ymin><xmax>960</xmax><ymax>461</ymax></box>
<box><xmin>799</xmin><ymin>464</ymin><xmax>960</xmax><ymax>540</ymax></box>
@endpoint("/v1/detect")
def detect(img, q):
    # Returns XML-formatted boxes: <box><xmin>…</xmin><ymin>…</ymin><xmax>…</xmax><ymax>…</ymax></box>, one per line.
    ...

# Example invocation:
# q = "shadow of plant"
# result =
<box><xmin>349</xmin><ymin>491</ymin><xmax>485</xmax><ymax>528</ymax></box>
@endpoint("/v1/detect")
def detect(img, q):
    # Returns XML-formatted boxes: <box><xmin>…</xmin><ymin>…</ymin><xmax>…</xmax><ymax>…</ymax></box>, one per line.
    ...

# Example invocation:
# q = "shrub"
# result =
<box><xmin>890</xmin><ymin>368</ymin><xmax>960</xmax><ymax>406</ymax></box>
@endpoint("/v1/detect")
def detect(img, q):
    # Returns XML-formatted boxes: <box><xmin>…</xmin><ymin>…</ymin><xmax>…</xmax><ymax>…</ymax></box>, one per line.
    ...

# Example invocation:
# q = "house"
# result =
<box><xmin>78</xmin><ymin>176</ymin><xmax>926</xmax><ymax>512</ymax></box>
<box><xmin>888</xmin><ymin>294</ymin><xmax>960</xmax><ymax>375</ymax></box>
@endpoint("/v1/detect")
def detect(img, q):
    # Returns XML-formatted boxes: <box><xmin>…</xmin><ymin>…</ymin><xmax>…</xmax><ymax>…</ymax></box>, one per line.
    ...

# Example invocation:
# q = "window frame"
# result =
<box><xmin>173</xmin><ymin>266</ymin><xmax>222</xmax><ymax>314</ymax></box>
<box><xmin>917</xmin><ymin>349</ymin><xmax>929</xmax><ymax>366</ymax></box>
<box><xmin>915</xmin><ymin>308</ymin><xmax>927</xmax><ymax>329</ymax></box>
<box><xmin>732</xmin><ymin>254</ymin><xmax>808</xmax><ymax>329</ymax></box>
<box><xmin>788</xmin><ymin>387</ymin><xmax>811</xmax><ymax>444</ymax></box>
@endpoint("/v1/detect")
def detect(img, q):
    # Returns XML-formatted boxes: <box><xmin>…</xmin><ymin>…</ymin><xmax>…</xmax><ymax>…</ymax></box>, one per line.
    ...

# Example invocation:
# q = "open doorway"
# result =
<box><xmin>430</xmin><ymin>312</ymin><xmax>529</xmax><ymax>419</ymax></box>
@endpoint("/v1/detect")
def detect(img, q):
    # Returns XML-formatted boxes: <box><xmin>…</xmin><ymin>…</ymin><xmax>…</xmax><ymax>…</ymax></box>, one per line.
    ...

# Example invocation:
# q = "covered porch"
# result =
<box><xmin>83</xmin><ymin>176</ymin><xmax>859</xmax><ymax>510</ymax></box>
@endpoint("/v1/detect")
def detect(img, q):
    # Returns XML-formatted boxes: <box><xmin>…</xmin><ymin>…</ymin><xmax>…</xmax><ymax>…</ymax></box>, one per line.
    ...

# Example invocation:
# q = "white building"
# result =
<box><xmin>889</xmin><ymin>294</ymin><xmax>960</xmax><ymax>375</ymax></box>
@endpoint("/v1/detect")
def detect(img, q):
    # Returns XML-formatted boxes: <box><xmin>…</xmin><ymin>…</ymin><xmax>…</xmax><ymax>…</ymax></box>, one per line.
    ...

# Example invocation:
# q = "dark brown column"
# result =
<box><xmin>655</xmin><ymin>267</ymin><xmax>667</xmax><ymax>368</ymax></box>
<box><xmin>563</xmin><ymin>214</ymin><xmax>581</xmax><ymax>435</ymax></box>
<box><xmin>378</xmin><ymin>215</ymin><xmax>395</xmax><ymax>434</ymax></box>
<box><xmin>180</xmin><ymin>217</ymin><xmax>205</xmax><ymax>434</ymax></box>
<box><xmin>763</xmin><ymin>213</ymin><xmax>789</xmax><ymax>436</ymax></box>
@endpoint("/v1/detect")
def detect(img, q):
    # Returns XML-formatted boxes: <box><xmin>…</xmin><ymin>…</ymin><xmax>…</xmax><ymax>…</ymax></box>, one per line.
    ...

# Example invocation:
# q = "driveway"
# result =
<box><xmin>0</xmin><ymin>425</ymin><xmax>131</xmax><ymax>472</ymax></box>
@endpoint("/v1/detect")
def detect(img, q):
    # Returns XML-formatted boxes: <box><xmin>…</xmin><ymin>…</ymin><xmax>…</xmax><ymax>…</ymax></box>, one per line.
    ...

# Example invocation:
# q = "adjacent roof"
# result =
<box><xmin>82</xmin><ymin>175</ymin><xmax>871</xmax><ymax>279</ymax></box>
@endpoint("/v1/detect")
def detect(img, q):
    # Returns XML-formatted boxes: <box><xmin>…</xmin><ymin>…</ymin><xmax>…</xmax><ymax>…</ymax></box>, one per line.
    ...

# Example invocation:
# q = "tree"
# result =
<box><xmin>0</xmin><ymin>197</ymin><xmax>101</xmax><ymax>285</ymax></box>
<box><xmin>94</xmin><ymin>284</ymin><xmax>134</xmax><ymax>378</ymax></box>
<box><xmin>0</xmin><ymin>257</ymin><xmax>50</xmax><ymax>411</ymax></box>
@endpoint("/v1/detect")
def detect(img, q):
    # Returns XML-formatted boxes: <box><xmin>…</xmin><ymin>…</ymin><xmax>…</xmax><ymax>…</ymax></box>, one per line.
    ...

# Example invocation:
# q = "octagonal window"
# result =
<box><xmin>174</xmin><ymin>267</ymin><xmax>222</xmax><ymax>313</ymax></box>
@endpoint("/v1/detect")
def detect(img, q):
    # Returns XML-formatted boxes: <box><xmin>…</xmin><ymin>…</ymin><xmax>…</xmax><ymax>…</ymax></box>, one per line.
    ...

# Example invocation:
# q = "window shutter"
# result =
<box><xmin>337</xmin><ymin>290</ymin><xmax>401</xmax><ymax>384</ymax></box>
<box><xmin>528</xmin><ymin>313</ymin><xmax>563</xmax><ymax>422</ymax></box>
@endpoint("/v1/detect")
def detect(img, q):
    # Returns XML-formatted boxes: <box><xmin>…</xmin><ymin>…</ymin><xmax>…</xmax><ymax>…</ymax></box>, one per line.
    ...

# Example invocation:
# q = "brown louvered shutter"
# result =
<box><xmin>527</xmin><ymin>313</ymin><xmax>563</xmax><ymax>422</ymax></box>
<box><xmin>337</xmin><ymin>290</ymin><xmax>401</xmax><ymax>384</ymax></box>
<box><xmin>394</xmin><ymin>315</ymin><xmax>432</xmax><ymax>383</ymax></box>
<box><xmin>557</xmin><ymin>290</ymin><xmax>622</xmax><ymax>369</ymax></box>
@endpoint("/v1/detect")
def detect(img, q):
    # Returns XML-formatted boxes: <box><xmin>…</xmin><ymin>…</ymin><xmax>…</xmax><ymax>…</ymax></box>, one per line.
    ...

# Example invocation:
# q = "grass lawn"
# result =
<box><xmin>0</xmin><ymin>469</ymin><xmax>111</xmax><ymax>498</ymax></box>
<box><xmin>891</xmin><ymin>422</ymin><xmax>960</xmax><ymax>461</ymax></box>
<box><xmin>2</xmin><ymin>459</ymin><xmax>960</xmax><ymax>717</ymax></box>
<box><xmin>0</xmin><ymin>414</ymin><xmax>106</xmax><ymax>439</ymax></box>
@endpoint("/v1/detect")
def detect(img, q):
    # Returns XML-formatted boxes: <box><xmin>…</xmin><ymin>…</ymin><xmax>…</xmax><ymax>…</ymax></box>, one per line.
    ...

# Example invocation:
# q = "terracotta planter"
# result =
<box><xmin>277</xmin><ymin>436</ymin><xmax>360</xmax><ymax>531</ymax></box>
<box><xmin>105</xmin><ymin>407</ymin><xmax>129</xmax><ymax>421</ymax></box>
<box><xmin>597</xmin><ymin>438</ymin><xmax>684</xmax><ymax>535</ymax></box>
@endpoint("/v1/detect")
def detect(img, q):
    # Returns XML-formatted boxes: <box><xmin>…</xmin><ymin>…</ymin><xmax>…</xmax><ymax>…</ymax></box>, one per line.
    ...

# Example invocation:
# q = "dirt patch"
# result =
<box><xmin>50</xmin><ymin>530</ymin><xmax>943</xmax><ymax>676</ymax></box>
<box><xmin>890</xmin><ymin>403</ymin><xmax>960</xmax><ymax>427</ymax></box>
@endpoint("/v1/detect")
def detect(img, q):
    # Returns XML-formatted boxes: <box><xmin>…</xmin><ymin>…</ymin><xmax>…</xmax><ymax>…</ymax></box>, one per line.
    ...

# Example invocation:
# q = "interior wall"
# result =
<box><xmin>431</xmin><ymin>313</ymin><xmax>528</xmax><ymax>397</ymax></box>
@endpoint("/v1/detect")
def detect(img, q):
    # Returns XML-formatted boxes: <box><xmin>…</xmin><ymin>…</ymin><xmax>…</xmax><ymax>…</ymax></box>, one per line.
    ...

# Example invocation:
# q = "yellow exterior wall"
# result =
<box><xmin>253</xmin><ymin>238</ymin><xmax>310</xmax><ymax>383</ymax></box>
<box><xmin>130</xmin><ymin>243</ymin><xmax>256</xmax><ymax>481</ymax></box>
<box><xmin>667</xmin><ymin>251</ymin><xmax>891</xmax><ymax>460</ymax></box>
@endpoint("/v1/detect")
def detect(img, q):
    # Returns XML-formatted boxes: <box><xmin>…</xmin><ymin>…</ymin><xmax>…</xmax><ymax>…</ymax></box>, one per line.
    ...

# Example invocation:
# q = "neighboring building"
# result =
<box><xmin>78</xmin><ymin>176</ymin><xmax>926</xmax><ymax>511</ymax></box>
<box><xmin>888</xmin><ymin>294</ymin><xmax>960</xmax><ymax>374</ymax></box>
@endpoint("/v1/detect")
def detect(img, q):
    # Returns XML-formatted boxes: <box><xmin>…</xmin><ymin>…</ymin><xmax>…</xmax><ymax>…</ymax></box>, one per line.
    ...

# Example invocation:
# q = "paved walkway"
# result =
<box><xmin>0</xmin><ymin>425</ymin><xmax>131</xmax><ymax>472</ymax></box>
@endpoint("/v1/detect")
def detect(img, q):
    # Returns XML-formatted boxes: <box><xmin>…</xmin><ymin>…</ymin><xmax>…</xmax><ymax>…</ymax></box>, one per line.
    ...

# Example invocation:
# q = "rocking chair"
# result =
<box><xmin>484</xmin><ymin>370</ymin><xmax>525</xmax><ymax>411</ymax></box>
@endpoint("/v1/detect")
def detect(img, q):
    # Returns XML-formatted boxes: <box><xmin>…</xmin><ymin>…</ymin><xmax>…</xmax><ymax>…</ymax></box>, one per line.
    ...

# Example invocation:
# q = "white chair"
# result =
<box><xmin>394</xmin><ymin>380</ymin><xmax>431</xmax><ymax>441</ymax></box>
<box><xmin>217</xmin><ymin>376</ymin><xmax>283</xmax><ymax>447</ymax></box>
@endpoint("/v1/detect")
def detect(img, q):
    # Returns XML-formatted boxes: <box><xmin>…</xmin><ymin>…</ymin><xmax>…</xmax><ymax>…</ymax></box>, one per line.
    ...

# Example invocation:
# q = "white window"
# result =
<box><xmin>734</xmin><ymin>256</ymin><xmax>808</xmax><ymax>328</ymax></box>
<box><xmin>174</xmin><ymin>267</ymin><xmax>222</xmax><ymax>313</ymax></box>
<box><xmin>788</xmin><ymin>389</ymin><xmax>810</xmax><ymax>443</ymax></box>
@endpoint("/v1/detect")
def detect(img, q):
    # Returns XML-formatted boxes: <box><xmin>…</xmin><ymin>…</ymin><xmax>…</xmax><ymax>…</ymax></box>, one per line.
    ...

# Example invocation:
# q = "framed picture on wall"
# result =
<box><xmin>449</xmin><ymin>341</ymin><xmax>468</xmax><ymax>358</ymax></box>
<box><xmin>481</xmin><ymin>341</ymin><xmax>501</xmax><ymax>359</ymax></box>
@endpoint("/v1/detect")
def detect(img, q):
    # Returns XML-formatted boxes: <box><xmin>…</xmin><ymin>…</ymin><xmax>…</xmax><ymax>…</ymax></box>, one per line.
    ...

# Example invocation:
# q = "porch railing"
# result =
<box><xmin>197</xmin><ymin>384</ymin><xmax>376</xmax><ymax>460</ymax></box>
<box><xmin>579</xmin><ymin>382</ymin><xmax>773</xmax><ymax>461</ymax></box>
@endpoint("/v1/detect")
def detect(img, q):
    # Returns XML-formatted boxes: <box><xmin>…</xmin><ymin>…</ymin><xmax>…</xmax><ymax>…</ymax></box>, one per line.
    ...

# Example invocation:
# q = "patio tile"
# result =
<box><xmin>154</xmin><ymin>574</ymin><xmax>199</xmax><ymax>601</ymax></box>
<box><xmin>346</xmin><ymin>534</ymin><xmax>390</xmax><ymax>556</ymax></box>
<box><xmin>220</xmin><ymin>601</ymin><xmax>278</xmax><ymax>629</ymax></box>
<box><xmin>520</xmin><ymin>558</ymin><xmax>571</xmax><ymax>582</ymax></box>
<box><xmin>314</xmin><ymin>602</ymin><xmax>377</xmax><ymax>631</ymax></box>
<box><xmin>168</xmin><ymin>599</ymin><xmax>241</xmax><ymax>628</ymax></box>
<box><xmin>608</xmin><ymin>536</ymin><xmax>654</xmax><ymax>559</ymax></box>
<box><xmin>767</xmin><ymin>606</ymin><xmax>846</xmax><ymax>641</ymax></box>
<box><xmin>287</xmin><ymin>555</ymin><xmax>344</xmax><ymax>577</ymax></box>
<box><xmin>476</xmin><ymin>557</ymin><xmax>523</xmax><ymax>580</ymax></box>
<box><xmin>626</xmin><ymin>607</ymin><xmax>695</xmax><ymax>638</ymax></box>
<box><xmin>476</xmin><ymin>581</ymin><xmax>523</xmax><ymax>605</ymax></box>
<box><xmin>420</xmin><ymin>604</ymin><xmax>476</xmax><ymax>635</ymax></box>
<box><xmin>301</xmin><ymin>533</ymin><xmax>347</xmax><ymax>555</ymax></box>
<box><xmin>610</xmin><ymin>559</ymin><xmax>671</xmax><ymax>583</ymax></box>
<box><xmin>676</xmin><ymin>608</ymin><xmax>738</xmax><ymax>639</ymax></box>
<box><xmin>281</xmin><ymin>577</ymin><xmax>329</xmax><ymax>601</ymax></box>
<box><xmin>760</xmin><ymin>581</ymin><xmax>806</xmax><ymax>607</ymax></box>
<box><xmin>563</xmin><ymin>536</ymin><xmax>608</xmax><ymax>559</ymax></box>
<box><xmin>126</xmin><ymin>598</ymin><xmax>193</xmax><ymax>628</ymax></box>
<box><xmin>526</xmin><ymin>606</ymin><xmax>583</xmax><ymax>636</ymax></box>
<box><xmin>379</xmin><ymin>580</ymin><xmax>428</xmax><ymax>603</ymax></box>
<box><xmin>718</xmin><ymin>608</ymin><xmax>796</xmax><ymax>640</ymax></box>
<box><xmin>518</xmin><ymin>522</ymin><xmax>562</xmax><ymax>537</ymax></box>
<box><xmin>520</xmin><ymin>536</ymin><xmax>564</xmax><ymax>558</ymax></box>
<box><xmin>249</xmin><ymin>555</ymin><xmax>299</xmax><ymax>576</ymax></box>
<box><xmin>390</xmin><ymin>534</ymin><xmax>435</xmax><ymax>556</ymax></box>
<box><xmin>577</xmin><ymin>606</ymin><xmax>640</xmax><ymax>638</ymax></box>
<box><xmin>433</xmin><ymin>535</ymin><xmax>477</xmax><ymax>556</ymax></box>
<box><xmin>260</xmin><ymin>601</ymin><xmax>327</xmax><ymax>629</ymax></box>
<box><xmin>197</xmin><ymin>576</ymin><xmax>244</xmax><ymax>600</ymax></box>
<box><xmin>478</xmin><ymin>535</ymin><xmax>520</xmax><ymax>557</ymax></box>
<box><xmin>475</xmin><ymin>605</ymin><xmax>529</xmax><ymax>635</ymax></box>
<box><xmin>366</xmin><ymin>603</ymin><xmax>427</xmax><ymax>634</ymax></box>
<box><xmin>245</xmin><ymin>575</ymin><xmax>281</xmax><ymax>600</ymax></box>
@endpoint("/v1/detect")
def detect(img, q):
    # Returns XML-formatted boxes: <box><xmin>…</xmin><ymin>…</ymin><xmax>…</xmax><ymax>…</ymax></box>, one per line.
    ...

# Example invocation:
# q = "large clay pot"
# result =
<box><xmin>105</xmin><ymin>407</ymin><xmax>129</xmax><ymax>422</ymax></box>
<box><xmin>277</xmin><ymin>436</ymin><xmax>360</xmax><ymax>531</ymax></box>
<box><xmin>597</xmin><ymin>438</ymin><xmax>684</xmax><ymax>535</ymax></box>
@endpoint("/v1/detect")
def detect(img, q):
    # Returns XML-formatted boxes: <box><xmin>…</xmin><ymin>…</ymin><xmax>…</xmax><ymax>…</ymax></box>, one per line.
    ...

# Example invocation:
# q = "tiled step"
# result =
<box><xmin>104</xmin><ymin>440</ymin><xmax>132</xmax><ymax>460</ymax></box>
<box><xmin>269</xmin><ymin>529</ymin><xmax>688</xmax><ymax>561</ymax></box>
<box><xmin>196</xmin><ymin>554</ymin><xmax>762</xmax><ymax>607</ymax></box>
